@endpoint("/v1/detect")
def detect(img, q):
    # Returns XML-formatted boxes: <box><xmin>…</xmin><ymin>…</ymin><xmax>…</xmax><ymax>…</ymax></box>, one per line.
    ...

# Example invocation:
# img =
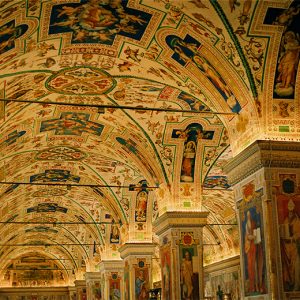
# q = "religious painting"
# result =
<box><xmin>79</xmin><ymin>288</ymin><xmax>87</xmax><ymax>300</ymax></box>
<box><xmin>275</xmin><ymin>174</ymin><xmax>300</xmax><ymax>292</ymax></box>
<box><xmin>177</xmin><ymin>91</ymin><xmax>210</xmax><ymax>112</ymax></box>
<box><xmin>161</xmin><ymin>242</ymin><xmax>172</xmax><ymax>300</ymax></box>
<box><xmin>110</xmin><ymin>221</ymin><xmax>120</xmax><ymax>244</ymax></box>
<box><xmin>134</xmin><ymin>260</ymin><xmax>150</xmax><ymax>300</ymax></box>
<box><xmin>109</xmin><ymin>273</ymin><xmax>121</xmax><ymax>300</ymax></box>
<box><xmin>124</xmin><ymin>261</ymin><xmax>130</xmax><ymax>300</ymax></box>
<box><xmin>264</xmin><ymin>0</ymin><xmax>300</xmax><ymax>99</ymax></box>
<box><xmin>0</xmin><ymin>20</ymin><xmax>28</xmax><ymax>55</ymax></box>
<box><xmin>179</xmin><ymin>232</ymin><xmax>199</xmax><ymax>300</ymax></box>
<box><xmin>172</xmin><ymin>123</ymin><xmax>214</xmax><ymax>182</ymax></box>
<box><xmin>166</xmin><ymin>34</ymin><xmax>241</xmax><ymax>113</ymax></box>
<box><xmin>135</xmin><ymin>190</ymin><xmax>148</xmax><ymax>222</ymax></box>
<box><xmin>48</xmin><ymin>0</ymin><xmax>152</xmax><ymax>45</ymax></box>
<box><xmin>92</xmin><ymin>281</ymin><xmax>102</xmax><ymax>300</ymax></box>
<box><xmin>238</xmin><ymin>182</ymin><xmax>267</xmax><ymax>296</ymax></box>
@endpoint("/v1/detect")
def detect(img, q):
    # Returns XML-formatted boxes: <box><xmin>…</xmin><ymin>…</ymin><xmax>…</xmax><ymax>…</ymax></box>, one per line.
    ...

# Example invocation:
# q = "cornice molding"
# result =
<box><xmin>153</xmin><ymin>211</ymin><xmax>209</xmax><ymax>236</ymax></box>
<box><xmin>119</xmin><ymin>243</ymin><xmax>156</xmax><ymax>259</ymax></box>
<box><xmin>204</xmin><ymin>255</ymin><xmax>240</xmax><ymax>273</ymax></box>
<box><xmin>224</xmin><ymin>140</ymin><xmax>300</xmax><ymax>185</ymax></box>
<box><xmin>98</xmin><ymin>260</ymin><xmax>124</xmax><ymax>272</ymax></box>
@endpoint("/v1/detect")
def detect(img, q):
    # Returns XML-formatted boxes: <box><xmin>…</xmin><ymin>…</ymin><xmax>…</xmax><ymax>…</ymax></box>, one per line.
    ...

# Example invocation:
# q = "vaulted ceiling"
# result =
<box><xmin>0</xmin><ymin>0</ymin><xmax>299</xmax><ymax>286</ymax></box>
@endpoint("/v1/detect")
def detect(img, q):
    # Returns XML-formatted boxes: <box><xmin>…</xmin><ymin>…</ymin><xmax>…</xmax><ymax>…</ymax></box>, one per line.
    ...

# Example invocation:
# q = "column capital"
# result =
<box><xmin>153</xmin><ymin>211</ymin><xmax>209</xmax><ymax>236</ymax></box>
<box><xmin>224</xmin><ymin>140</ymin><xmax>300</xmax><ymax>185</ymax></box>
<box><xmin>85</xmin><ymin>272</ymin><xmax>101</xmax><ymax>280</ymax></box>
<box><xmin>99</xmin><ymin>260</ymin><xmax>124</xmax><ymax>272</ymax></box>
<box><xmin>74</xmin><ymin>279</ymin><xmax>86</xmax><ymax>286</ymax></box>
<box><xmin>119</xmin><ymin>242</ymin><xmax>155</xmax><ymax>259</ymax></box>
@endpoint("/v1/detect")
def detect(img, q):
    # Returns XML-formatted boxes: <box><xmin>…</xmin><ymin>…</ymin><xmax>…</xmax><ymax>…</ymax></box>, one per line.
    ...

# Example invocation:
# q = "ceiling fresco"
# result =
<box><xmin>0</xmin><ymin>0</ymin><xmax>299</xmax><ymax>286</ymax></box>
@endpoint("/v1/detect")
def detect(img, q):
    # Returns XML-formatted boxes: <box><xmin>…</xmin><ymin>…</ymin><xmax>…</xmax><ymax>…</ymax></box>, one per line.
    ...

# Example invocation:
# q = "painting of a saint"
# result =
<box><xmin>179</xmin><ymin>246</ymin><xmax>199</xmax><ymax>300</ymax></box>
<box><xmin>166</xmin><ymin>34</ymin><xmax>241</xmax><ymax>113</ymax></box>
<box><xmin>109</xmin><ymin>276</ymin><xmax>121</xmax><ymax>300</ymax></box>
<box><xmin>92</xmin><ymin>282</ymin><xmax>102</xmax><ymax>300</ymax></box>
<box><xmin>161</xmin><ymin>244</ymin><xmax>171</xmax><ymax>300</ymax></box>
<box><xmin>110</xmin><ymin>222</ymin><xmax>120</xmax><ymax>244</ymax></box>
<box><xmin>241</xmin><ymin>205</ymin><xmax>267</xmax><ymax>296</ymax></box>
<box><xmin>181</xmin><ymin>250</ymin><xmax>194</xmax><ymax>299</ymax></box>
<box><xmin>276</xmin><ymin>175</ymin><xmax>300</xmax><ymax>291</ymax></box>
<box><xmin>135</xmin><ymin>190</ymin><xmax>148</xmax><ymax>222</ymax></box>
<box><xmin>280</xmin><ymin>199</ymin><xmax>300</xmax><ymax>290</ymax></box>
<box><xmin>264</xmin><ymin>0</ymin><xmax>300</xmax><ymax>99</ymax></box>
<box><xmin>274</xmin><ymin>31</ymin><xmax>300</xmax><ymax>97</ymax></box>
<box><xmin>135</xmin><ymin>267</ymin><xmax>149</xmax><ymax>300</ymax></box>
<box><xmin>181</xmin><ymin>140</ymin><xmax>196</xmax><ymax>182</ymax></box>
<box><xmin>173</xmin><ymin>123</ymin><xmax>214</xmax><ymax>183</ymax></box>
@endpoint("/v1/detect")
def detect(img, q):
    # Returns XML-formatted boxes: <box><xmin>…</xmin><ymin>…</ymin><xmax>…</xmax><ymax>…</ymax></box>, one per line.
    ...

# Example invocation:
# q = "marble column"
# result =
<box><xmin>224</xmin><ymin>140</ymin><xmax>300</xmax><ymax>299</ymax></box>
<box><xmin>119</xmin><ymin>243</ymin><xmax>156</xmax><ymax>300</ymax></box>
<box><xmin>99</xmin><ymin>260</ymin><xmax>124</xmax><ymax>299</ymax></box>
<box><xmin>153</xmin><ymin>211</ymin><xmax>209</xmax><ymax>300</ymax></box>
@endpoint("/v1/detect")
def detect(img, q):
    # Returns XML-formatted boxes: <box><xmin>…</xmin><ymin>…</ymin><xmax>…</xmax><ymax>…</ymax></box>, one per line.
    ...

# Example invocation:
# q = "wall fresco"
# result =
<box><xmin>275</xmin><ymin>174</ymin><xmax>300</xmax><ymax>292</ymax></box>
<box><xmin>238</xmin><ymin>182</ymin><xmax>267</xmax><ymax>297</ymax></box>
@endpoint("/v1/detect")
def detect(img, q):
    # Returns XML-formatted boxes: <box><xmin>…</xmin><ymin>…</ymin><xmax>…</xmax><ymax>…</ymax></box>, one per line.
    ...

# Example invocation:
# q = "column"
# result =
<box><xmin>85</xmin><ymin>272</ymin><xmax>102</xmax><ymax>300</ymax></box>
<box><xmin>99</xmin><ymin>260</ymin><xmax>124</xmax><ymax>299</ymax></box>
<box><xmin>224</xmin><ymin>140</ymin><xmax>300</xmax><ymax>299</ymax></box>
<box><xmin>119</xmin><ymin>243</ymin><xmax>156</xmax><ymax>300</ymax></box>
<box><xmin>74</xmin><ymin>280</ymin><xmax>86</xmax><ymax>300</ymax></box>
<box><xmin>153</xmin><ymin>211</ymin><xmax>209</xmax><ymax>300</ymax></box>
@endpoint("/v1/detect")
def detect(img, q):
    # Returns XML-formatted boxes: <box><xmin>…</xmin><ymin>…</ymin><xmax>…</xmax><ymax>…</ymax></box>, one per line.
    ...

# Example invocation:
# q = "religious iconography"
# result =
<box><xmin>276</xmin><ymin>174</ymin><xmax>300</xmax><ymax>292</ymax></box>
<box><xmin>239</xmin><ymin>183</ymin><xmax>267</xmax><ymax>296</ymax></box>
<box><xmin>92</xmin><ymin>282</ymin><xmax>102</xmax><ymax>300</ymax></box>
<box><xmin>109</xmin><ymin>273</ymin><xmax>121</xmax><ymax>300</ymax></box>
<box><xmin>161</xmin><ymin>243</ymin><xmax>172</xmax><ymax>300</ymax></box>
<box><xmin>40</xmin><ymin>112</ymin><xmax>104</xmax><ymax>136</ymax></box>
<box><xmin>30</xmin><ymin>169</ymin><xmax>80</xmax><ymax>183</ymax></box>
<box><xmin>135</xmin><ymin>190</ymin><xmax>148</xmax><ymax>222</ymax></box>
<box><xmin>166</xmin><ymin>34</ymin><xmax>241</xmax><ymax>113</ymax></box>
<box><xmin>172</xmin><ymin>123</ymin><xmax>214</xmax><ymax>182</ymax></box>
<box><xmin>179</xmin><ymin>245</ymin><xmax>199</xmax><ymax>300</ymax></box>
<box><xmin>135</xmin><ymin>262</ymin><xmax>149</xmax><ymax>300</ymax></box>
<box><xmin>48</xmin><ymin>0</ymin><xmax>152</xmax><ymax>45</ymax></box>
<box><xmin>0</xmin><ymin>20</ymin><xmax>28</xmax><ymax>55</ymax></box>
<box><xmin>177</xmin><ymin>91</ymin><xmax>211</xmax><ymax>112</ymax></box>
<box><xmin>110</xmin><ymin>221</ymin><xmax>120</xmax><ymax>244</ymax></box>
<box><xmin>264</xmin><ymin>0</ymin><xmax>300</xmax><ymax>99</ymax></box>
<box><xmin>179</xmin><ymin>232</ymin><xmax>199</xmax><ymax>300</ymax></box>
<box><xmin>274</xmin><ymin>30</ymin><xmax>299</xmax><ymax>98</ymax></box>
